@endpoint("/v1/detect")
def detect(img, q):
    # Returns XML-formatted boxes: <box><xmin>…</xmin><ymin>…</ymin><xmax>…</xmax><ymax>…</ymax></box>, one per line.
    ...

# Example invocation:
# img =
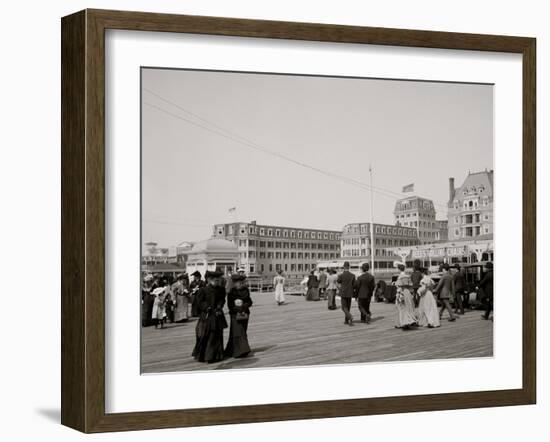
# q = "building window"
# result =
<box><xmin>304</xmin><ymin>232</ymin><xmax>309</xmax><ymax>239</ymax></box>
<box><xmin>217</xmin><ymin>228</ymin><xmax>223</xmax><ymax>235</ymax></box>
<box><xmin>260</xmin><ymin>228</ymin><xmax>265</xmax><ymax>236</ymax></box>
<box><xmin>275</xmin><ymin>229</ymin><xmax>280</xmax><ymax>237</ymax></box>
<box><xmin>283</xmin><ymin>230</ymin><xmax>288</xmax><ymax>237</ymax></box>
<box><xmin>297</xmin><ymin>231</ymin><xmax>302</xmax><ymax>238</ymax></box>
<box><xmin>290</xmin><ymin>231</ymin><xmax>296</xmax><ymax>238</ymax></box>
<box><xmin>267</xmin><ymin>229</ymin><xmax>273</xmax><ymax>236</ymax></box>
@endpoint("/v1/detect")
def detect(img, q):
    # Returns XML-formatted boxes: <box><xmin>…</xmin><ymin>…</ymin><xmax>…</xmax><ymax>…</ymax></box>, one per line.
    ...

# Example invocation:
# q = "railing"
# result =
<box><xmin>247</xmin><ymin>275</ymin><xmax>306</xmax><ymax>295</ymax></box>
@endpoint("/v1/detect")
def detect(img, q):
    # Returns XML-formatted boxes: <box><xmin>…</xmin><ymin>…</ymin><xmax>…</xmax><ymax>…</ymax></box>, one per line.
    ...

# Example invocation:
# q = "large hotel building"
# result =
<box><xmin>340</xmin><ymin>222</ymin><xmax>419</xmax><ymax>269</ymax></box>
<box><xmin>393</xmin><ymin>196</ymin><xmax>448</xmax><ymax>244</ymax></box>
<box><xmin>447</xmin><ymin>170</ymin><xmax>494</xmax><ymax>240</ymax></box>
<box><xmin>212</xmin><ymin>221</ymin><xmax>341</xmax><ymax>277</ymax></box>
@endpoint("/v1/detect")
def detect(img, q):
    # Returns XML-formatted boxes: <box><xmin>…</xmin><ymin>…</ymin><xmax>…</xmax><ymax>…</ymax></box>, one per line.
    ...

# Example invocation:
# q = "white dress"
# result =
<box><xmin>274</xmin><ymin>275</ymin><xmax>285</xmax><ymax>303</ymax></box>
<box><xmin>395</xmin><ymin>272</ymin><xmax>417</xmax><ymax>327</ymax></box>
<box><xmin>417</xmin><ymin>275</ymin><xmax>441</xmax><ymax>327</ymax></box>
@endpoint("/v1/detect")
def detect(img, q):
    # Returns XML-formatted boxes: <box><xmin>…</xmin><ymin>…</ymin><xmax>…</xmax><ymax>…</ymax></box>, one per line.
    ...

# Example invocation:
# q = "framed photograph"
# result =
<box><xmin>61</xmin><ymin>9</ymin><xmax>536</xmax><ymax>433</ymax></box>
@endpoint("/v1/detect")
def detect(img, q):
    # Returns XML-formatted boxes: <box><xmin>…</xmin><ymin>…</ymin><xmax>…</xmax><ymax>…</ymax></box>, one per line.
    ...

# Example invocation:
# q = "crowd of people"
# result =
<box><xmin>141</xmin><ymin>267</ymin><xmax>253</xmax><ymax>364</ymax></box>
<box><xmin>274</xmin><ymin>259</ymin><xmax>494</xmax><ymax>329</ymax></box>
<box><xmin>141</xmin><ymin>258</ymin><xmax>493</xmax><ymax>364</ymax></box>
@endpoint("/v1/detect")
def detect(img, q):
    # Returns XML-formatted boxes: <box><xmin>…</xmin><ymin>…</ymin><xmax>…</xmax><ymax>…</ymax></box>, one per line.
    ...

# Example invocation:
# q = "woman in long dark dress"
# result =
<box><xmin>305</xmin><ymin>271</ymin><xmax>320</xmax><ymax>301</ymax></box>
<box><xmin>191</xmin><ymin>270</ymin><xmax>228</xmax><ymax>363</ymax></box>
<box><xmin>141</xmin><ymin>274</ymin><xmax>155</xmax><ymax>327</ymax></box>
<box><xmin>189</xmin><ymin>271</ymin><xmax>205</xmax><ymax>317</ymax></box>
<box><xmin>224</xmin><ymin>274</ymin><xmax>253</xmax><ymax>358</ymax></box>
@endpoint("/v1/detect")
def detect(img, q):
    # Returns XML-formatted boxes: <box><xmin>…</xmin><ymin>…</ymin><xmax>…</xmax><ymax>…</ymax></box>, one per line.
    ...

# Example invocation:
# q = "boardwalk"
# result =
<box><xmin>141</xmin><ymin>292</ymin><xmax>493</xmax><ymax>373</ymax></box>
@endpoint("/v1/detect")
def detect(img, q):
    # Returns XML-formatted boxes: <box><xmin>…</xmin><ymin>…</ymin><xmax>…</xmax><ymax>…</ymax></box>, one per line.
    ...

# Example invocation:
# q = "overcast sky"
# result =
<box><xmin>141</xmin><ymin>68</ymin><xmax>493</xmax><ymax>247</ymax></box>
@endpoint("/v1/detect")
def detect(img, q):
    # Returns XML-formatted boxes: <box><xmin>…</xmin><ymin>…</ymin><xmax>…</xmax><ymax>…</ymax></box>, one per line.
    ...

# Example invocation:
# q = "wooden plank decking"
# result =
<box><xmin>141</xmin><ymin>292</ymin><xmax>493</xmax><ymax>373</ymax></box>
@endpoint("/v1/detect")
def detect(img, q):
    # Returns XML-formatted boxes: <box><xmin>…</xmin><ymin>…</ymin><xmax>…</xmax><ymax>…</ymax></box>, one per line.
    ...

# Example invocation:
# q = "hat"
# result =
<box><xmin>237</xmin><ymin>267</ymin><xmax>246</xmax><ymax>273</ymax></box>
<box><xmin>454</xmin><ymin>263</ymin><xmax>461</xmax><ymax>269</ymax></box>
<box><xmin>152</xmin><ymin>287</ymin><xmax>165</xmax><ymax>296</ymax></box>
<box><xmin>191</xmin><ymin>271</ymin><xmax>202</xmax><ymax>278</ymax></box>
<box><xmin>231</xmin><ymin>273</ymin><xmax>246</xmax><ymax>282</ymax></box>
<box><xmin>205</xmin><ymin>269</ymin><xmax>224</xmax><ymax>279</ymax></box>
<box><xmin>143</xmin><ymin>274</ymin><xmax>153</xmax><ymax>282</ymax></box>
<box><xmin>393</xmin><ymin>261</ymin><xmax>403</xmax><ymax>268</ymax></box>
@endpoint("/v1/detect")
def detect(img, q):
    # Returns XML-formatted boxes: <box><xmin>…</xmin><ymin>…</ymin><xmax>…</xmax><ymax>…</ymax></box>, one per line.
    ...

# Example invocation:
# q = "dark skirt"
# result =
<box><xmin>191</xmin><ymin>295</ymin><xmax>200</xmax><ymax>317</ymax></box>
<box><xmin>306</xmin><ymin>287</ymin><xmax>320</xmax><ymax>301</ymax></box>
<box><xmin>224</xmin><ymin>315</ymin><xmax>251</xmax><ymax>358</ymax></box>
<box><xmin>192</xmin><ymin>313</ymin><xmax>227</xmax><ymax>363</ymax></box>
<box><xmin>141</xmin><ymin>294</ymin><xmax>155</xmax><ymax>327</ymax></box>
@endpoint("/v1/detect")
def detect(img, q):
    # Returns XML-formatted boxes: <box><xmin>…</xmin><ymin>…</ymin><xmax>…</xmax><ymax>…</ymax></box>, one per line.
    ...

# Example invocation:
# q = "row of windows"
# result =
<box><xmin>250</xmin><ymin>251</ymin><xmax>338</xmax><ymax>260</ymax></box>
<box><xmin>462</xmin><ymin>185</ymin><xmax>486</xmax><ymax>195</ymax></box>
<box><xmin>452</xmin><ymin>198</ymin><xmax>490</xmax><ymax>210</ymax></box>
<box><xmin>343</xmin><ymin>225</ymin><xmax>417</xmax><ymax>237</ymax></box>
<box><xmin>342</xmin><ymin>248</ymin><xmax>405</xmax><ymax>258</ymax></box>
<box><xmin>396</xmin><ymin>211</ymin><xmax>435</xmax><ymax>220</ymax></box>
<box><xmin>220</xmin><ymin>225</ymin><xmax>341</xmax><ymax>240</ymax></box>
<box><xmin>453</xmin><ymin>213</ymin><xmax>490</xmax><ymax>224</ymax></box>
<box><xmin>453</xmin><ymin>225</ymin><xmax>491</xmax><ymax>238</ymax></box>
<box><xmin>259</xmin><ymin>262</ymin><xmax>318</xmax><ymax>273</ymax></box>
<box><xmin>395</xmin><ymin>200</ymin><xmax>434</xmax><ymax>211</ymax></box>
<box><xmin>342</xmin><ymin>237</ymin><xmax>416</xmax><ymax>247</ymax></box>
<box><xmin>418</xmin><ymin>231</ymin><xmax>440</xmax><ymax>239</ymax></box>
<box><xmin>237</xmin><ymin>239</ymin><xmax>338</xmax><ymax>250</ymax></box>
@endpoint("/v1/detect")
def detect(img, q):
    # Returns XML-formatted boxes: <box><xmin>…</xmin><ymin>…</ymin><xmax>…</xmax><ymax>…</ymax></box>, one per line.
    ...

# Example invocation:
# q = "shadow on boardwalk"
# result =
<box><xmin>141</xmin><ymin>292</ymin><xmax>493</xmax><ymax>373</ymax></box>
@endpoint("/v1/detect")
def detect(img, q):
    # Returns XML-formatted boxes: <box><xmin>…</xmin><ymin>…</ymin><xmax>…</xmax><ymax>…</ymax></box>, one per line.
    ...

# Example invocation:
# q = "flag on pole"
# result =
<box><xmin>402</xmin><ymin>183</ymin><xmax>414</xmax><ymax>193</ymax></box>
<box><xmin>228</xmin><ymin>207</ymin><xmax>236</xmax><ymax>213</ymax></box>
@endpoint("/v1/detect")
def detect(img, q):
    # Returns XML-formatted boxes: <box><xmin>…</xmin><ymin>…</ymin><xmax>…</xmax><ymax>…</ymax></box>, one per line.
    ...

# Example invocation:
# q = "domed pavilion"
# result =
<box><xmin>185</xmin><ymin>237</ymin><xmax>239</xmax><ymax>278</ymax></box>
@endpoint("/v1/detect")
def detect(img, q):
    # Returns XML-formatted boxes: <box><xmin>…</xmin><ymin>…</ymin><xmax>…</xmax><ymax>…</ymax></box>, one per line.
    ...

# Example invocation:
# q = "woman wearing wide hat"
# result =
<box><xmin>189</xmin><ymin>270</ymin><xmax>205</xmax><ymax>317</ymax></box>
<box><xmin>393</xmin><ymin>261</ymin><xmax>418</xmax><ymax>330</ymax></box>
<box><xmin>417</xmin><ymin>268</ymin><xmax>441</xmax><ymax>328</ymax></box>
<box><xmin>172</xmin><ymin>273</ymin><xmax>191</xmax><ymax>323</ymax></box>
<box><xmin>224</xmin><ymin>273</ymin><xmax>253</xmax><ymax>358</ymax></box>
<box><xmin>191</xmin><ymin>269</ymin><xmax>228</xmax><ymax>363</ymax></box>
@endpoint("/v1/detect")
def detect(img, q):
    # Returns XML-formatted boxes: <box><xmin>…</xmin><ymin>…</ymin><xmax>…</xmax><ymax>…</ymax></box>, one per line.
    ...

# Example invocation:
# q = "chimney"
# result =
<box><xmin>448</xmin><ymin>177</ymin><xmax>455</xmax><ymax>205</ymax></box>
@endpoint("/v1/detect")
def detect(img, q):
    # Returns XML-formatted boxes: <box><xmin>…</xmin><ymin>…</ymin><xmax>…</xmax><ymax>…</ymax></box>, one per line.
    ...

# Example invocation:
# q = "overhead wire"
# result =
<box><xmin>142</xmin><ymin>88</ymin><xmax>451</xmax><ymax>212</ymax></box>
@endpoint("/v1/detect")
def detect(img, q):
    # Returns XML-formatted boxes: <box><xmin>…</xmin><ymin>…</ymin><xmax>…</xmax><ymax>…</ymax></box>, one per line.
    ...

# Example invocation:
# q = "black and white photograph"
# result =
<box><xmin>140</xmin><ymin>67</ymin><xmax>494</xmax><ymax>373</ymax></box>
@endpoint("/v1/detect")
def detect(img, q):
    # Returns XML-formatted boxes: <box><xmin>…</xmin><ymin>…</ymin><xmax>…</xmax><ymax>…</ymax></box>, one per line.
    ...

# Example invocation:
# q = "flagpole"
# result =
<box><xmin>369</xmin><ymin>164</ymin><xmax>375</xmax><ymax>274</ymax></box>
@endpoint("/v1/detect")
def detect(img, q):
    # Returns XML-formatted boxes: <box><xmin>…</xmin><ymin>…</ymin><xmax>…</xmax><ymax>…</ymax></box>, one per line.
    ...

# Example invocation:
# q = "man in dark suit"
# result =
<box><xmin>477</xmin><ymin>262</ymin><xmax>494</xmax><ymax>320</ymax></box>
<box><xmin>433</xmin><ymin>263</ymin><xmax>457</xmax><ymax>322</ymax></box>
<box><xmin>355</xmin><ymin>262</ymin><xmax>376</xmax><ymax>323</ymax></box>
<box><xmin>452</xmin><ymin>263</ymin><xmax>466</xmax><ymax>314</ymax></box>
<box><xmin>337</xmin><ymin>261</ymin><xmax>356</xmax><ymax>326</ymax></box>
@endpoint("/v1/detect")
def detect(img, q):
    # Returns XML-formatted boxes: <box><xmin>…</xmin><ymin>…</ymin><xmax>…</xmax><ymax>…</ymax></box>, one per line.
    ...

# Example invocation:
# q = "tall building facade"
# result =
<box><xmin>340</xmin><ymin>222</ymin><xmax>419</xmax><ymax>270</ymax></box>
<box><xmin>447</xmin><ymin>170</ymin><xmax>494</xmax><ymax>240</ymax></box>
<box><xmin>394</xmin><ymin>196</ymin><xmax>447</xmax><ymax>244</ymax></box>
<box><xmin>212</xmin><ymin>221</ymin><xmax>341</xmax><ymax>277</ymax></box>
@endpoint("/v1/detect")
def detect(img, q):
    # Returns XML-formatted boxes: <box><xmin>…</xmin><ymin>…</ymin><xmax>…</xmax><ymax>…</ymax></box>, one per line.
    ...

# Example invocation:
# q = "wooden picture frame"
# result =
<box><xmin>61</xmin><ymin>8</ymin><xmax>536</xmax><ymax>433</ymax></box>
